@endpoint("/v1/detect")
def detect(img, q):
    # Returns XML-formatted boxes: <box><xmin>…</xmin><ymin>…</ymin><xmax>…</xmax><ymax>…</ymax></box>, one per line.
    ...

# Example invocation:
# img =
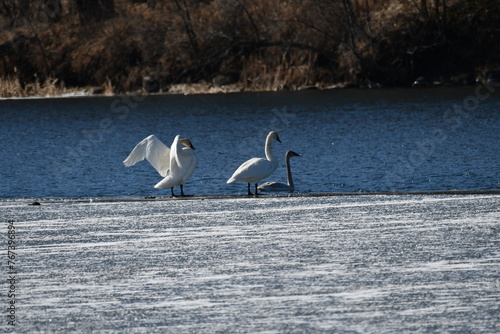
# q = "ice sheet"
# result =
<box><xmin>1</xmin><ymin>194</ymin><xmax>499</xmax><ymax>332</ymax></box>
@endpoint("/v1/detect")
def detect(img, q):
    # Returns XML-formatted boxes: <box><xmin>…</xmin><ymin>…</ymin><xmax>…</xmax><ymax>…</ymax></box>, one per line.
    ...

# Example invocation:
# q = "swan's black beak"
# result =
<box><xmin>191</xmin><ymin>144</ymin><xmax>196</xmax><ymax>150</ymax></box>
<box><xmin>277</xmin><ymin>135</ymin><xmax>282</xmax><ymax>143</ymax></box>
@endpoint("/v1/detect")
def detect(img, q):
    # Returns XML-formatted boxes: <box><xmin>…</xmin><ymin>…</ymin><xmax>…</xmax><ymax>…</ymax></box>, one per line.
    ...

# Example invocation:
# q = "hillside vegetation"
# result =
<box><xmin>1</xmin><ymin>0</ymin><xmax>499</xmax><ymax>96</ymax></box>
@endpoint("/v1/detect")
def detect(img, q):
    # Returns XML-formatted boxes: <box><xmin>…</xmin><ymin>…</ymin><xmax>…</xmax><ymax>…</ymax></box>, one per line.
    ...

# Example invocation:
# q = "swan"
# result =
<box><xmin>123</xmin><ymin>134</ymin><xmax>197</xmax><ymax>196</ymax></box>
<box><xmin>227</xmin><ymin>131</ymin><xmax>281</xmax><ymax>196</ymax></box>
<box><xmin>258</xmin><ymin>150</ymin><xmax>300</xmax><ymax>193</ymax></box>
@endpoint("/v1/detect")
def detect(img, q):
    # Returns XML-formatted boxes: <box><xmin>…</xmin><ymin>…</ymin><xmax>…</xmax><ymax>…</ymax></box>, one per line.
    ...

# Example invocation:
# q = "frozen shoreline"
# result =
<box><xmin>2</xmin><ymin>188</ymin><xmax>499</xmax><ymax>204</ymax></box>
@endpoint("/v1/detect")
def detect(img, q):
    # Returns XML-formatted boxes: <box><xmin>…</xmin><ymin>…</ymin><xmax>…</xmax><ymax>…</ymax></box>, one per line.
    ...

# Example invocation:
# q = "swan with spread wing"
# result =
<box><xmin>123</xmin><ymin>134</ymin><xmax>197</xmax><ymax>196</ymax></box>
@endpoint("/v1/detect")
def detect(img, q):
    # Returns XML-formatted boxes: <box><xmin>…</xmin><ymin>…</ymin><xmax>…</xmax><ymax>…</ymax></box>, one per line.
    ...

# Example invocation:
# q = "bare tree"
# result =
<box><xmin>421</xmin><ymin>0</ymin><xmax>429</xmax><ymax>17</ymax></box>
<box><xmin>75</xmin><ymin>0</ymin><xmax>115</xmax><ymax>24</ymax></box>
<box><xmin>0</xmin><ymin>0</ymin><xmax>51</xmax><ymax>79</ymax></box>
<box><xmin>173</xmin><ymin>0</ymin><xmax>200</xmax><ymax>57</ymax></box>
<box><xmin>37</xmin><ymin>0</ymin><xmax>62</xmax><ymax>23</ymax></box>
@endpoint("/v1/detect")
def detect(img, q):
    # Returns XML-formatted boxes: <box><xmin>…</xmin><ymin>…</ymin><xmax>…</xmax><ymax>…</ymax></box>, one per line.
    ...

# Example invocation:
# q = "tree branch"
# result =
<box><xmin>171</xmin><ymin>39</ymin><xmax>325</xmax><ymax>84</ymax></box>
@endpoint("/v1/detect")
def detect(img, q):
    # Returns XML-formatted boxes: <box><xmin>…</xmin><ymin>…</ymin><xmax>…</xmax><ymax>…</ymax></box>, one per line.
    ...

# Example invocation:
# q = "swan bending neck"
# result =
<box><xmin>286</xmin><ymin>157</ymin><xmax>294</xmax><ymax>188</ymax></box>
<box><xmin>265</xmin><ymin>137</ymin><xmax>276</xmax><ymax>162</ymax></box>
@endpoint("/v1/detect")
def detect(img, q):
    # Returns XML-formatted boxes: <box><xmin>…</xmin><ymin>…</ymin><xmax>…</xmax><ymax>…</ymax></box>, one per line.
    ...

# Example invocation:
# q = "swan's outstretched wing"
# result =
<box><xmin>123</xmin><ymin>135</ymin><xmax>171</xmax><ymax>177</ymax></box>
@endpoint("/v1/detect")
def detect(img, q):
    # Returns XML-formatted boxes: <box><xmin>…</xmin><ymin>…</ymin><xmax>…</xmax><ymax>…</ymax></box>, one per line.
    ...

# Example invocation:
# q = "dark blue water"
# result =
<box><xmin>1</xmin><ymin>87</ymin><xmax>499</xmax><ymax>198</ymax></box>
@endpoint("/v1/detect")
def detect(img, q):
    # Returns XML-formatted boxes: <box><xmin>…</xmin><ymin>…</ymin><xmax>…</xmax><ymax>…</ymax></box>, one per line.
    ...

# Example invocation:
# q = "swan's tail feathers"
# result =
<box><xmin>227</xmin><ymin>177</ymin><xmax>237</xmax><ymax>184</ymax></box>
<box><xmin>154</xmin><ymin>177</ymin><xmax>174</xmax><ymax>189</ymax></box>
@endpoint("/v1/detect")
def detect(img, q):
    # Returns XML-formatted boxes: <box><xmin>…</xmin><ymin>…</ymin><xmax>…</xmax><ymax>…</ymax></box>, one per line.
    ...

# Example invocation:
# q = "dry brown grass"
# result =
<box><xmin>239</xmin><ymin>48</ymin><xmax>319</xmax><ymax>91</ymax></box>
<box><xmin>0</xmin><ymin>76</ymin><xmax>23</xmax><ymax>98</ymax></box>
<box><xmin>0</xmin><ymin>76</ymin><xmax>77</xmax><ymax>98</ymax></box>
<box><xmin>168</xmin><ymin>82</ymin><xmax>243</xmax><ymax>95</ymax></box>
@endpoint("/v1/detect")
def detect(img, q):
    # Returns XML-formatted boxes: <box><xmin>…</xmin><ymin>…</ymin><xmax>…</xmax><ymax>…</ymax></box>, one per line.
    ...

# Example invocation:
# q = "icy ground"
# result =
<box><xmin>2</xmin><ymin>194</ymin><xmax>499</xmax><ymax>333</ymax></box>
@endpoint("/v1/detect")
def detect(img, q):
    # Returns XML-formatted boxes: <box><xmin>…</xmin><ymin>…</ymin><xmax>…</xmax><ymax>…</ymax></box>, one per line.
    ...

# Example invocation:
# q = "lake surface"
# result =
<box><xmin>1</xmin><ymin>87</ymin><xmax>499</xmax><ymax>198</ymax></box>
<box><xmin>1</xmin><ymin>87</ymin><xmax>499</xmax><ymax>332</ymax></box>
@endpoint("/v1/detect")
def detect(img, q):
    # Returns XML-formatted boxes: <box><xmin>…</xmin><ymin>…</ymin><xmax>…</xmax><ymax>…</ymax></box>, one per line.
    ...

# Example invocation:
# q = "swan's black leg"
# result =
<box><xmin>247</xmin><ymin>183</ymin><xmax>253</xmax><ymax>196</ymax></box>
<box><xmin>170</xmin><ymin>187</ymin><xmax>175</xmax><ymax>197</ymax></box>
<box><xmin>254</xmin><ymin>183</ymin><xmax>259</xmax><ymax>197</ymax></box>
<box><xmin>180</xmin><ymin>184</ymin><xmax>185</xmax><ymax>197</ymax></box>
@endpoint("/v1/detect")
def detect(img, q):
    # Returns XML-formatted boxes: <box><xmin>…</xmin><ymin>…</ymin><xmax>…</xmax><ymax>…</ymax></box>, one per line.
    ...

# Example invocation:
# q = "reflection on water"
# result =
<box><xmin>0</xmin><ymin>87</ymin><xmax>499</xmax><ymax>198</ymax></box>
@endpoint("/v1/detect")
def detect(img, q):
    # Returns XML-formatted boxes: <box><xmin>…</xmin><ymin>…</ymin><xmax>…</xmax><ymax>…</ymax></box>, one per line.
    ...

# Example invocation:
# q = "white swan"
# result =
<box><xmin>227</xmin><ymin>131</ymin><xmax>281</xmax><ymax>196</ymax></box>
<box><xmin>123</xmin><ymin>134</ymin><xmax>197</xmax><ymax>196</ymax></box>
<box><xmin>258</xmin><ymin>150</ymin><xmax>300</xmax><ymax>193</ymax></box>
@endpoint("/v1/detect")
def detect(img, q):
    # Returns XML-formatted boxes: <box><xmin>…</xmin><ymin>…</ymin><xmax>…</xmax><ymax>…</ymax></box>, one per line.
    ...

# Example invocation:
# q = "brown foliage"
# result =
<box><xmin>0</xmin><ymin>0</ymin><xmax>499</xmax><ymax>95</ymax></box>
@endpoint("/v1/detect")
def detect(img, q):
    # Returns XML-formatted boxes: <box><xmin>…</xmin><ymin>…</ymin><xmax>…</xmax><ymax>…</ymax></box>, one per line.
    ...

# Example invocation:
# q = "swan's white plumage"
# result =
<box><xmin>124</xmin><ymin>134</ymin><xmax>197</xmax><ymax>194</ymax></box>
<box><xmin>258</xmin><ymin>150</ymin><xmax>300</xmax><ymax>192</ymax></box>
<box><xmin>170</xmin><ymin>135</ymin><xmax>182</xmax><ymax>169</ymax></box>
<box><xmin>123</xmin><ymin>135</ymin><xmax>171</xmax><ymax>177</ymax></box>
<box><xmin>227</xmin><ymin>157</ymin><xmax>277</xmax><ymax>183</ymax></box>
<box><xmin>154</xmin><ymin>135</ymin><xmax>197</xmax><ymax>189</ymax></box>
<box><xmin>227</xmin><ymin>131</ymin><xmax>281</xmax><ymax>194</ymax></box>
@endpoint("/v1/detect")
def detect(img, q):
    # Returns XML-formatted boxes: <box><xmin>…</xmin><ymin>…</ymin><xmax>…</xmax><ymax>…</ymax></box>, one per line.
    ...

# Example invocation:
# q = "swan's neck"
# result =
<box><xmin>265</xmin><ymin>136</ymin><xmax>276</xmax><ymax>163</ymax></box>
<box><xmin>286</xmin><ymin>156</ymin><xmax>294</xmax><ymax>188</ymax></box>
